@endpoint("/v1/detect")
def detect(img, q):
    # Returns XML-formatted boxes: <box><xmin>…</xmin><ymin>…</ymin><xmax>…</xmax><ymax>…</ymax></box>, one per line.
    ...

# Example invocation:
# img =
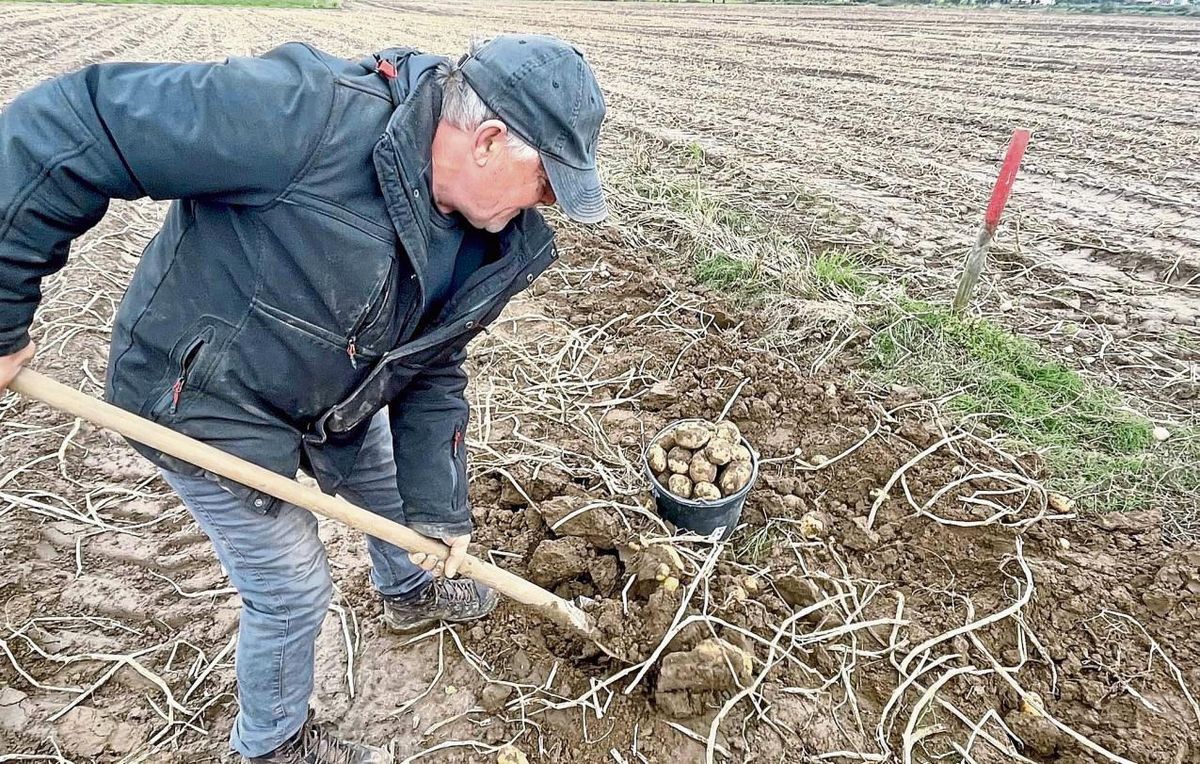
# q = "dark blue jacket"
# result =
<box><xmin>0</xmin><ymin>43</ymin><xmax>557</xmax><ymax>537</ymax></box>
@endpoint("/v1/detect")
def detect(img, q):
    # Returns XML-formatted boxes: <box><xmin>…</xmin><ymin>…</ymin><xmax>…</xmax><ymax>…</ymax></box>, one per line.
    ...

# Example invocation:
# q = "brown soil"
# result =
<box><xmin>1</xmin><ymin>3</ymin><xmax>1198</xmax><ymax>763</ymax></box>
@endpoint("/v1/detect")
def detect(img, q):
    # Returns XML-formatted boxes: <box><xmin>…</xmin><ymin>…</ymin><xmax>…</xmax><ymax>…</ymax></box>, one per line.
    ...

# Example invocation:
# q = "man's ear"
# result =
<box><xmin>472</xmin><ymin>120</ymin><xmax>508</xmax><ymax>166</ymax></box>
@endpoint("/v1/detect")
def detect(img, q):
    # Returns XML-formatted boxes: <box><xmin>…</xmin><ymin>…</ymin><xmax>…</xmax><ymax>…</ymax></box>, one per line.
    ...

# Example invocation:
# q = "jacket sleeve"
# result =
<box><xmin>388</xmin><ymin>348</ymin><xmax>473</xmax><ymax>539</ymax></box>
<box><xmin>0</xmin><ymin>43</ymin><xmax>333</xmax><ymax>355</ymax></box>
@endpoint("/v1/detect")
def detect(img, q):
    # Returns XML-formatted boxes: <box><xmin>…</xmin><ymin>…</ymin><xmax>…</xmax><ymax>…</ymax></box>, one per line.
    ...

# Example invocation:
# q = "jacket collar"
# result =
<box><xmin>370</xmin><ymin>51</ymin><xmax>556</xmax><ymax>306</ymax></box>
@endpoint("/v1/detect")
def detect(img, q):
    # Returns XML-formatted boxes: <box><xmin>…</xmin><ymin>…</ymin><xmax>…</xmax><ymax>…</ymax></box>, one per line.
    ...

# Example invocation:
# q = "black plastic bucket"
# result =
<box><xmin>642</xmin><ymin>419</ymin><xmax>760</xmax><ymax>540</ymax></box>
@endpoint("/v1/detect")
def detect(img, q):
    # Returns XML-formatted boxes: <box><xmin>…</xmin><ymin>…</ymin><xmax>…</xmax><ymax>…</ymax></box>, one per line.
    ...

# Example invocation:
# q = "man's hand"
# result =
<box><xmin>409</xmin><ymin>533</ymin><xmax>470</xmax><ymax>578</ymax></box>
<box><xmin>0</xmin><ymin>341</ymin><xmax>35</xmax><ymax>394</ymax></box>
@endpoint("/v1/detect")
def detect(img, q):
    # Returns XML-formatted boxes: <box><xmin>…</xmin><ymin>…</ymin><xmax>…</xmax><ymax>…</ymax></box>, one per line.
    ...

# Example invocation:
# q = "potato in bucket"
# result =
<box><xmin>643</xmin><ymin>418</ymin><xmax>759</xmax><ymax>539</ymax></box>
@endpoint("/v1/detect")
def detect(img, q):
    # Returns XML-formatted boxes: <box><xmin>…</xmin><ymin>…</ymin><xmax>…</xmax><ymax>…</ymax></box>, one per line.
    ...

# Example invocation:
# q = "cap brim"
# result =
<box><xmin>543</xmin><ymin>154</ymin><xmax>608</xmax><ymax>224</ymax></box>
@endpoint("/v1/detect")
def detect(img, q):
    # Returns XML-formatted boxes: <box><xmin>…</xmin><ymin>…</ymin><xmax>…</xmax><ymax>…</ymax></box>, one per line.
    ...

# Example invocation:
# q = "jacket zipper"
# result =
<box><xmin>351</xmin><ymin>291</ymin><xmax>489</xmax><ymax>369</ymax></box>
<box><xmin>169</xmin><ymin>338</ymin><xmax>206</xmax><ymax>414</ymax></box>
<box><xmin>450</xmin><ymin>424</ymin><xmax>464</xmax><ymax>508</ymax></box>
<box><xmin>308</xmin><ymin>241</ymin><xmax>555</xmax><ymax>445</ymax></box>
<box><xmin>347</xmin><ymin>262</ymin><xmax>398</xmax><ymax>368</ymax></box>
<box><xmin>386</xmin><ymin>238</ymin><xmax>553</xmax><ymax>362</ymax></box>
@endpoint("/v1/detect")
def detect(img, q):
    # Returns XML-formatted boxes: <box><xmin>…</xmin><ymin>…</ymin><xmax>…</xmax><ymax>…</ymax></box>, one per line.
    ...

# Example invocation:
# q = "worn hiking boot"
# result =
<box><xmin>243</xmin><ymin>711</ymin><xmax>392</xmax><ymax>763</ymax></box>
<box><xmin>382</xmin><ymin>577</ymin><xmax>499</xmax><ymax>633</ymax></box>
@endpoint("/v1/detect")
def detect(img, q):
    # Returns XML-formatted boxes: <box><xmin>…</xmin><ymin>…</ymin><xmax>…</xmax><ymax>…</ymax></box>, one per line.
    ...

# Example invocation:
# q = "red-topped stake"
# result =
<box><xmin>985</xmin><ymin>129</ymin><xmax>1031</xmax><ymax>232</ymax></box>
<box><xmin>953</xmin><ymin>128</ymin><xmax>1032</xmax><ymax>314</ymax></box>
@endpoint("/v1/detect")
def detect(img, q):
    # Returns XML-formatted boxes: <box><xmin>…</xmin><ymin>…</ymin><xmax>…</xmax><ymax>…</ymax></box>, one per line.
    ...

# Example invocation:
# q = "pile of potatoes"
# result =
<box><xmin>647</xmin><ymin>420</ymin><xmax>753</xmax><ymax>503</ymax></box>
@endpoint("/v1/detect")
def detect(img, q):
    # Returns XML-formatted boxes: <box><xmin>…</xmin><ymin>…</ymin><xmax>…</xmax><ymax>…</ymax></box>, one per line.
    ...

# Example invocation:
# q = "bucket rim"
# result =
<box><xmin>642</xmin><ymin>418</ymin><xmax>760</xmax><ymax>510</ymax></box>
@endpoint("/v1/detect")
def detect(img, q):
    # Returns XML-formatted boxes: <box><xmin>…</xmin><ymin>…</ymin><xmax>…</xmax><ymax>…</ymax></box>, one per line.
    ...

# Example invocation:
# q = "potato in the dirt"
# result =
<box><xmin>799</xmin><ymin>511</ymin><xmax>824</xmax><ymax>539</ymax></box>
<box><xmin>647</xmin><ymin>443</ymin><xmax>668</xmax><ymax>474</ymax></box>
<box><xmin>719</xmin><ymin>463</ymin><xmax>752</xmax><ymax>495</ymax></box>
<box><xmin>693</xmin><ymin>481</ymin><xmax>721</xmax><ymax>501</ymax></box>
<box><xmin>668</xmin><ymin>473</ymin><xmax>693</xmax><ymax>499</ymax></box>
<box><xmin>688</xmin><ymin>454</ymin><xmax>717</xmax><ymax>484</ymax></box>
<box><xmin>667</xmin><ymin>446</ymin><xmax>692</xmax><ymax>474</ymax></box>
<box><xmin>673</xmin><ymin>422</ymin><xmax>712</xmax><ymax>450</ymax></box>
<box><xmin>714</xmin><ymin>421</ymin><xmax>741</xmax><ymax>444</ymax></box>
<box><xmin>703</xmin><ymin>437</ymin><xmax>733</xmax><ymax>466</ymax></box>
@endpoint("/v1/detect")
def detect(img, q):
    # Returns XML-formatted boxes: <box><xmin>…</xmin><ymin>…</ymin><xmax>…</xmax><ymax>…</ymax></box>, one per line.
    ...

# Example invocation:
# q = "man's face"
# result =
<box><xmin>434</xmin><ymin>120</ymin><xmax>557</xmax><ymax>233</ymax></box>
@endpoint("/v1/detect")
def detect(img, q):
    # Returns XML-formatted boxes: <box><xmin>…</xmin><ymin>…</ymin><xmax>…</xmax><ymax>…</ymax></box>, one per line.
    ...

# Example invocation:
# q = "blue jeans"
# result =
<box><xmin>160</xmin><ymin>411</ymin><xmax>431</xmax><ymax>758</ymax></box>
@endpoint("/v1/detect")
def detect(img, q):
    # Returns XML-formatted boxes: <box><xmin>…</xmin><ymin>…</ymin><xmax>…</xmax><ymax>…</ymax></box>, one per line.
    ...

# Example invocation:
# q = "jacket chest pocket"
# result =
<box><xmin>347</xmin><ymin>258</ymin><xmax>419</xmax><ymax>363</ymax></box>
<box><xmin>255</xmin><ymin>203</ymin><xmax>407</xmax><ymax>360</ymax></box>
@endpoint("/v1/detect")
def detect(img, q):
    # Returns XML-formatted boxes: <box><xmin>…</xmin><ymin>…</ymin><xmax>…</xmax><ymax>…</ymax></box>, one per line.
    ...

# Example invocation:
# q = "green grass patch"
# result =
<box><xmin>868</xmin><ymin>299</ymin><xmax>1198</xmax><ymax>512</ymax></box>
<box><xmin>684</xmin><ymin>141</ymin><xmax>707</xmax><ymax>169</ymax></box>
<box><xmin>811</xmin><ymin>250</ymin><xmax>868</xmax><ymax>296</ymax></box>
<box><xmin>695</xmin><ymin>253</ymin><xmax>756</xmax><ymax>291</ymax></box>
<box><xmin>4</xmin><ymin>0</ymin><xmax>341</xmax><ymax>7</ymax></box>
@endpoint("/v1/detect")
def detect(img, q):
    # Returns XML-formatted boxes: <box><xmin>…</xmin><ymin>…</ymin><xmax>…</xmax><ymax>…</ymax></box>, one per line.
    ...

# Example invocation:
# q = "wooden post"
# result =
<box><xmin>952</xmin><ymin>128</ymin><xmax>1031</xmax><ymax>315</ymax></box>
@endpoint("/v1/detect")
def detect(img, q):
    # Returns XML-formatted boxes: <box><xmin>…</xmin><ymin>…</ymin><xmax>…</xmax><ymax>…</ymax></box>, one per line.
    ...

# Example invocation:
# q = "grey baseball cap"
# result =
<box><xmin>460</xmin><ymin>34</ymin><xmax>608</xmax><ymax>224</ymax></box>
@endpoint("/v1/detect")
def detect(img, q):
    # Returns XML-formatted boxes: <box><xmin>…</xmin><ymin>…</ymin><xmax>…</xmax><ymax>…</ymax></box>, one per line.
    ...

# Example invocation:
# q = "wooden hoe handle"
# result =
<box><xmin>8</xmin><ymin>368</ymin><xmax>594</xmax><ymax>636</ymax></box>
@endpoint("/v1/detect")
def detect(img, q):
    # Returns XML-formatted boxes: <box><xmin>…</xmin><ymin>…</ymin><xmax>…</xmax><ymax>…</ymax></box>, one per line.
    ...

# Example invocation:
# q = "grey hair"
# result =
<box><xmin>438</xmin><ymin>37</ymin><xmax>538</xmax><ymax>159</ymax></box>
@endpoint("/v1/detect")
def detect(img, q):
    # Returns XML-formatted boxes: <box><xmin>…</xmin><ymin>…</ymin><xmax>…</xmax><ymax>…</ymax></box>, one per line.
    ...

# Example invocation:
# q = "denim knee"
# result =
<box><xmin>283</xmin><ymin>564</ymin><xmax>333</xmax><ymax>629</ymax></box>
<box><xmin>309</xmin><ymin>570</ymin><xmax>334</xmax><ymax>621</ymax></box>
<box><xmin>240</xmin><ymin>556</ymin><xmax>333</xmax><ymax>630</ymax></box>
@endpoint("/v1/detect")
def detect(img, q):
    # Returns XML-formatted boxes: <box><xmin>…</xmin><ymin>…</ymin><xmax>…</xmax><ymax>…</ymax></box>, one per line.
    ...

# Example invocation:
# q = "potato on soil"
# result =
<box><xmin>798</xmin><ymin>511</ymin><xmax>824</xmax><ymax>539</ymax></box>
<box><xmin>667</xmin><ymin>446</ymin><xmax>693</xmax><ymax>474</ymax></box>
<box><xmin>1020</xmin><ymin>692</ymin><xmax>1045</xmax><ymax>717</ymax></box>
<box><xmin>688</xmin><ymin>454</ymin><xmax>717</xmax><ymax>484</ymax></box>
<box><xmin>714</xmin><ymin>421</ymin><xmax>741</xmax><ymax>444</ymax></box>
<box><xmin>719</xmin><ymin>463</ymin><xmax>752</xmax><ymax>495</ymax></box>
<box><xmin>647</xmin><ymin>443</ymin><xmax>668</xmax><ymax>474</ymax></box>
<box><xmin>668</xmin><ymin>473</ymin><xmax>693</xmax><ymax>499</ymax></box>
<box><xmin>693</xmin><ymin>481</ymin><xmax>721</xmax><ymax>501</ymax></box>
<box><xmin>497</xmin><ymin>746</ymin><xmax>529</xmax><ymax>764</ymax></box>
<box><xmin>673</xmin><ymin>422</ymin><xmax>712</xmax><ymax>450</ymax></box>
<box><xmin>703</xmin><ymin>438</ymin><xmax>733</xmax><ymax>466</ymax></box>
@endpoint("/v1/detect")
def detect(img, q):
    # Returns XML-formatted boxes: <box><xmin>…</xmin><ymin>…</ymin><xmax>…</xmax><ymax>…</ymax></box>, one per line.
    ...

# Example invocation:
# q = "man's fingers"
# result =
<box><xmin>442</xmin><ymin>534</ymin><xmax>470</xmax><ymax>579</ymax></box>
<box><xmin>0</xmin><ymin>340</ymin><xmax>36</xmax><ymax>393</ymax></box>
<box><xmin>444</xmin><ymin>543</ymin><xmax>465</xmax><ymax>579</ymax></box>
<box><xmin>409</xmin><ymin>535</ymin><xmax>470</xmax><ymax>578</ymax></box>
<box><xmin>409</xmin><ymin>551</ymin><xmax>436</xmax><ymax>572</ymax></box>
<box><xmin>408</xmin><ymin>550</ymin><xmax>447</xmax><ymax>576</ymax></box>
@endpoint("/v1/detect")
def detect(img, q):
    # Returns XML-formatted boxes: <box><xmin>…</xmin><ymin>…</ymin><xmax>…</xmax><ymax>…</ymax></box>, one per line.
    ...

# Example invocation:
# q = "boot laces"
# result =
<box><xmin>433</xmin><ymin>577</ymin><xmax>477</xmax><ymax>605</ymax></box>
<box><xmin>296</xmin><ymin>721</ymin><xmax>358</xmax><ymax>764</ymax></box>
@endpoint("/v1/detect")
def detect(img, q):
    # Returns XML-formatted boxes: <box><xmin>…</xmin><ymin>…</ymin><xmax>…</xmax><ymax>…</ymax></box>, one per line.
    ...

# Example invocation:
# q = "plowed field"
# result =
<box><xmin>1</xmin><ymin>2</ymin><xmax>1197</xmax><ymax>763</ymax></box>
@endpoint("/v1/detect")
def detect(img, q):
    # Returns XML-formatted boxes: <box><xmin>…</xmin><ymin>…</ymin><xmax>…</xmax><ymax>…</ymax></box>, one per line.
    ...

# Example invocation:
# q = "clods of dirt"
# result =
<box><xmin>654</xmin><ymin>637</ymin><xmax>754</xmax><ymax>718</ymax></box>
<box><xmin>528</xmin><ymin>495</ymin><xmax>626</xmax><ymax>551</ymax></box>
<box><xmin>527</xmin><ymin>537</ymin><xmax>593</xmax><ymax>589</ymax></box>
